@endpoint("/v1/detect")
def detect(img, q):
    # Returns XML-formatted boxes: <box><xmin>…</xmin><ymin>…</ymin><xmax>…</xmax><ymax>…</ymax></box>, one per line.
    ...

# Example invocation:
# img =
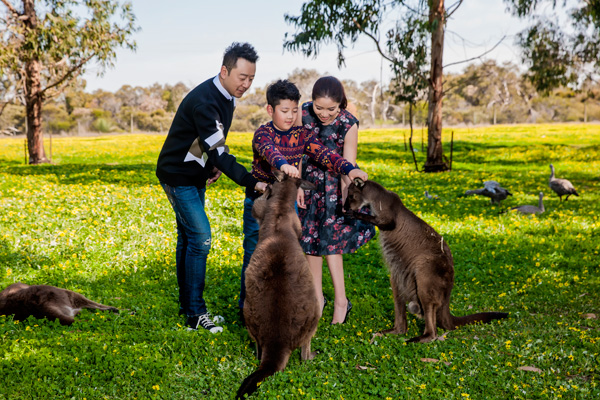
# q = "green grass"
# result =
<box><xmin>0</xmin><ymin>124</ymin><xmax>599</xmax><ymax>399</ymax></box>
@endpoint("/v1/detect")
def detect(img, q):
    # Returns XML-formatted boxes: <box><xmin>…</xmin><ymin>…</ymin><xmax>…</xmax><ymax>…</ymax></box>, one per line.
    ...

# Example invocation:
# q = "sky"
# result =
<box><xmin>81</xmin><ymin>0</ymin><xmax>531</xmax><ymax>93</ymax></box>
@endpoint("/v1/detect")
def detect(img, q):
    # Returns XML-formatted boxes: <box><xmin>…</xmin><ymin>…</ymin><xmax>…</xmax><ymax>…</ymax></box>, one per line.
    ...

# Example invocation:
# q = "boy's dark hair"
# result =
<box><xmin>266</xmin><ymin>79</ymin><xmax>301</xmax><ymax>108</ymax></box>
<box><xmin>222</xmin><ymin>42</ymin><xmax>259</xmax><ymax>73</ymax></box>
<box><xmin>311</xmin><ymin>76</ymin><xmax>348</xmax><ymax>109</ymax></box>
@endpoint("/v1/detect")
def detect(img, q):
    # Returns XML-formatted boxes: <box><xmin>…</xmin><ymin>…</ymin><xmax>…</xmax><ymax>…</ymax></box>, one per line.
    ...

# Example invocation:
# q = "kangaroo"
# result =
<box><xmin>0</xmin><ymin>282</ymin><xmax>119</xmax><ymax>325</ymax></box>
<box><xmin>344</xmin><ymin>179</ymin><xmax>508</xmax><ymax>343</ymax></box>
<box><xmin>236</xmin><ymin>171</ymin><xmax>320</xmax><ymax>399</ymax></box>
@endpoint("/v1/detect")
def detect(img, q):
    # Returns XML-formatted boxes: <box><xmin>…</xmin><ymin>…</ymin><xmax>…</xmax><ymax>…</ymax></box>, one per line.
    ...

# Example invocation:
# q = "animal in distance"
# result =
<box><xmin>0</xmin><ymin>282</ymin><xmax>119</xmax><ymax>325</ymax></box>
<box><xmin>549</xmin><ymin>164</ymin><xmax>579</xmax><ymax>201</ymax></box>
<box><xmin>465</xmin><ymin>180</ymin><xmax>512</xmax><ymax>204</ymax></box>
<box><xmin>509</xmin><ymin>192</ymin><xmax>545</xmax><ymax>215</ymax></box>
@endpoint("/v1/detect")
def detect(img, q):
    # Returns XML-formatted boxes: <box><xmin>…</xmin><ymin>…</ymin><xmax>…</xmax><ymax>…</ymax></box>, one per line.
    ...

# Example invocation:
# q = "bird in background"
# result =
<box><xmin>424</xmin><ymin>190</ymin><xmax>438</xmax><ymax>199</ymax></box>
<box><xmin>465</xmin><ymin>180</ymin><xmax>512</xmax><ymax>204</ymax></box>
<box><xmin>508</xmin><ymin>192</ymin><xmax>545</xmax><ymax>215</ymax></box>
<box><xmin>549</xmin><ymin>164</ymin><xmax>579</xmax><ymax>201</ymax></box>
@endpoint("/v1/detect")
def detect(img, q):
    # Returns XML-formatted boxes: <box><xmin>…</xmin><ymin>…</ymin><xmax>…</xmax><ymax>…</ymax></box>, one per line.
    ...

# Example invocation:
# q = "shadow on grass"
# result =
<box><xmin>357</xmin><ymin>140</ymin><xmax>600</xmax><ymax>168</ymax></box>
<box><xmin>0</xmin><ymin>163</ymin><xmax>159</xmax><ymax>186</ymax></box>
<box><xmin>343</xmin><ymin>222</ymin><xmax>599</xmax><ymax>317</ymax></box>
<box><xmin>0</xmin><ymin>239</ymin><xmax>54</xmax><ymax>274</ymax></box>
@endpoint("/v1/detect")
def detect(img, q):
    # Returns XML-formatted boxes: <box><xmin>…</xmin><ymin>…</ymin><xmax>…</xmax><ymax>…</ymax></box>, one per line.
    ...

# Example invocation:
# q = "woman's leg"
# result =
<box><xmin>325</xmin><ymin>254</ymin><xmax>350</xmax><ymax>324</ymax></box>
<box><xmin>306</xmin><ymin>255</ymin><xmax>325</xmax><ymax>316</ymax></box>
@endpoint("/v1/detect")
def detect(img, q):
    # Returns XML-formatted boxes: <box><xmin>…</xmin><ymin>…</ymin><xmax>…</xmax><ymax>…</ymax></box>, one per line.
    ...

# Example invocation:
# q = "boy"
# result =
<box><xmin>238</xmin><ymin>79</ymin><xmax>368</xmax><ymax>318</ymax></box>
<box><xmin>156</xmin><ymin>42</ymin><xmax>267</xmax><ymax>333</ymax></box>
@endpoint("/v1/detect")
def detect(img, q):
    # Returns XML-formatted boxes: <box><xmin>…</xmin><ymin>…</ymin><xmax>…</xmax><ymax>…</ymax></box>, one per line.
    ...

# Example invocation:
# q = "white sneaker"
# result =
<box><xmin>186</xmin><ymin>312</ymin><xmax>223</xmax><ymax>333</ymax></box>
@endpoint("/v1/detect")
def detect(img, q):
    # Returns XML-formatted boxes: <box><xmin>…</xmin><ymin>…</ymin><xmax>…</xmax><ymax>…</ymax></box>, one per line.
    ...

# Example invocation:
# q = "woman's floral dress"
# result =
<box><xmin>299</xmin><ymin>101</ymin><xmax>375</xmax><ymax>256</ymax></box>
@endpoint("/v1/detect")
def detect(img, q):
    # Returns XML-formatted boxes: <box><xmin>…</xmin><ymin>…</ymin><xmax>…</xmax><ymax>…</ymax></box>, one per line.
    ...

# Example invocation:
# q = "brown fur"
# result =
<box><xmin>0</xmin><ymin>282</ymin><xmax>119</xmax><ymax>325</ymax></box>
<box><xmin>344</xmin><ymin>180</ymin><xmax>508</xmax><ymax>343</ymax></box>
<box><xmin>237</xmin><ymin>171</ymin><xmax>320</xmax><ymax>399</ymax></box>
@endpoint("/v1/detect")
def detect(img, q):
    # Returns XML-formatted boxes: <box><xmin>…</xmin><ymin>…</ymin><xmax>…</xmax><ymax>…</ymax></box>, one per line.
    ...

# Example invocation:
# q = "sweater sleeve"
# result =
<box><xmin>254</xmin><ymin>126</ymin><xmax>288</xmax><ymax>169</ymax></box>
<box><xmin>192</xmin><ymin>103</ymin><xmax>257</xmax><ymax>188</ymax></box>
<box><xmin>303</xmin><ymin>129</ymin><xmax>355</xmax><ymax>175</ymax></box>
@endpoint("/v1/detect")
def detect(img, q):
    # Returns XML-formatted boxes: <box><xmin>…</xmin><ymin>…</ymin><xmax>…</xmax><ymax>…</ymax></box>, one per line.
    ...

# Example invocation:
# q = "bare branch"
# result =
<box><xmin>446</xmin><ymin>0</ymin><xmax>464</xmax><ymax>19</ymax></box>
<box><xmin>443</xmin><ymin>35</ymin><xmax>506</xmax><ymax>69</ymax></box>
<box><xmin>0</xmin><ymin>0</ymin><xmax>19</xmax><ymax>16</ymax></box>
<box><xmin>0</xmin><ymin>101</ymin><xmax>11</xmax><ymax>117</ymax></box>
<box><xmin>351</xmin><ymin>17</ymin><xmax>395</xmax><ymax>64</ymax></box>
<box><xmin>351</xmin><ymin>16</ymin><xmax>430</xmax><ymax>85</ymax></box>
<box><xmin>41</xmin><ymin>53</ymin><xmax>96</xmax><ymax>96</ymax></box>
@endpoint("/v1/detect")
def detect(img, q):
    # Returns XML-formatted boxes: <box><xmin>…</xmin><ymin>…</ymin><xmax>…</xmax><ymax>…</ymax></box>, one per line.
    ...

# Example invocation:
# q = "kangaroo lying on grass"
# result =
<box><xmin>0</xmin><ymin>282</ymin><xmax>119</xmax><ymax>325</ymax></box>
<box><xmin>344</xmin><ymin>179</ymin><xmax>508</xmax><ymax>343</ymax></box>
<box><xmin>237</xmin><ymin>171</ymin><xmax>320</xmax><ymax>399</ymax></box>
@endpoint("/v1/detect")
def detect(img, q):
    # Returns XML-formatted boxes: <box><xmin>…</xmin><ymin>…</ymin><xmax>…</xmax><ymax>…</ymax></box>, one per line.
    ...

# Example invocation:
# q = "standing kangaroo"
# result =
<box><xmin>344</xmin><ymin>179</ymin><xmax>508</xmax><ymax>343</ymax></box>
<box><xmin>0</xmin><ymin>282</ymin><xmax>119</xmax><ymax>325</ymax></box>
<box><xmin>236</xmin><ymin>171</ymin><xmax>320</xmax><ymax>399</ymax></box>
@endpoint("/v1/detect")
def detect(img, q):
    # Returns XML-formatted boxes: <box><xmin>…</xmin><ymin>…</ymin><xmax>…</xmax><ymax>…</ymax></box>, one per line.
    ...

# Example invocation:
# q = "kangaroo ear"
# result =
<box><xmin>273</xmin><ymin>169</ymin><xmax>285</xmax><ymax>182</ymax></box>
<box><xmin>299</xmin><ymin>180</ymin><xmax>316</xmax><ymax>191</ymax></box>
<box><xmin>353</xmin><ymin>178</ymin><xmax>365</xmax><ymax>188</ymax></box>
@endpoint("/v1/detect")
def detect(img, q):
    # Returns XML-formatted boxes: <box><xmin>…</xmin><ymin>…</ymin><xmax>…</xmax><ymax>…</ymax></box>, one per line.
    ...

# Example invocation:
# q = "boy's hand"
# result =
<box><xmin>296</xmin><ymin>188</ymin><xmax>306</xmax><ymax>209</ymax></box>
<box><xmin>255</xmin><ymin>182</ymin><xmax>268</xmax><ymax>192</ymax></box>
<box><xmin>280</xmin><ymin>164</ymin><xmax>300</xmax><ymax>178</ymax></box>
<box><xmin>207</xmin><ymin>168</ymin><xmax>222</xmax><ymax>186</ymax></box>
<box><xmin>348</xmin><ymin>168</ymin><xmax>368</xmax><ymax>182</ymax></box>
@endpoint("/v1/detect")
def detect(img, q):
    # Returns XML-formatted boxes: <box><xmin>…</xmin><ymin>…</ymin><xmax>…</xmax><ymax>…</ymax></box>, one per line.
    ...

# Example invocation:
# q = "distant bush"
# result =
<box><xmin>92</xmin><ymin>118</ymin><xmax>114</xmax><ymax>133</ymax></box>
<box><xmin>47</xmin><ymin>120</ymin><xmax>76</xmax><ymax>133</ymax></box>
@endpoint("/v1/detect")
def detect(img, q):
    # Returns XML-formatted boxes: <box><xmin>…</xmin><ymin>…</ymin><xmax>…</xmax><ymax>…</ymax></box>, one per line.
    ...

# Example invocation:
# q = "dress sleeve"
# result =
<box><xmin>339</xmin><ymin>109</ymin><xmax>359</xmax><ymax>140</ymax></box>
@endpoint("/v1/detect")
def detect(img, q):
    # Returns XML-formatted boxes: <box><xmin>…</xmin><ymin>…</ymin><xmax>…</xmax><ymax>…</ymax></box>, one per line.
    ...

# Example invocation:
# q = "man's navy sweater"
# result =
<box><xmin>156</xmin><ymin>77</ymin><xmax>258</xmax><ymax>189</ymax></box>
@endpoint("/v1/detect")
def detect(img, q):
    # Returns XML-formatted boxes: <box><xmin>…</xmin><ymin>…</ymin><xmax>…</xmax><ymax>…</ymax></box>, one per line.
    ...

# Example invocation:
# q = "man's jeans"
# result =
<box><xmin>161</xmin><ymin>183</ymin><xmax>211</xmax><ymax>317</ymax></box>
<box><xmin>239</xmin><ymin>196</ymin><xmax>259</xmax><ymax>309</ymax></box>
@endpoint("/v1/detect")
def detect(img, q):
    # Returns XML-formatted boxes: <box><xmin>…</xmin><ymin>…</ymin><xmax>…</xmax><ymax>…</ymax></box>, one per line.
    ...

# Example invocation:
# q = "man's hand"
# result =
<box><xmin>280</xmin><ymin>164</ymin><xmax>300</xmax><ymax>178</ymax></box>
<box><xmin>348</xmin><ymin>168</ymin><xmax>368</xmax><ymax>182</ymax></box>
<box><xmin>296</xmin><ymin>188</ymin><xmax>306</xmax><ymax>209</ymax></box>
<box><xmin>206</xmin><ymin>168</ymin><xmax>222</xmax><ymax>186</ymax></box>
<box><xmin>255</xmin><ymin>182</ymin><xmax>268</xmax><ymax>192</ymax></box>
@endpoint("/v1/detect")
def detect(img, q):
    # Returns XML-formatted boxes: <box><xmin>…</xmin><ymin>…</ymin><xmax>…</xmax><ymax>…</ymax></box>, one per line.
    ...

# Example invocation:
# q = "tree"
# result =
<box><xmin>505</xmin><ymin>0</ymin><xmax>600</xmax><ymax>94</ymax></box>
<box><xmin>0</xmin><ymin>0</ymin><xmax>138</xmax><ymax>164</ymax></box>
<box><xmin>284</xmin><ymin>0</ymin><xmax>463</xmax><ymax>171</ymax></box>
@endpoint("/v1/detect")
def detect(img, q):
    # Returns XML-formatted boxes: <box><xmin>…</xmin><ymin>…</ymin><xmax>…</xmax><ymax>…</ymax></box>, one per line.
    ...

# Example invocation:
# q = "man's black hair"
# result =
<box><xmin>222</xmin><ymin>42</ymin><xmax>259</xmax><ymax>73</ymax></box>
<box><xmin>266</xmin><ymin>79</ymin><xmax>301</xmax><ymax>108</ymax></box>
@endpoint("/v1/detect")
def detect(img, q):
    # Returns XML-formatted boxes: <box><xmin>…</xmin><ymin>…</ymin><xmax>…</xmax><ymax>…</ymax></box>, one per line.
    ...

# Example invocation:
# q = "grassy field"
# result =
<box><xmin>0</xmin><ymin>124</ymin><xmax>599</xmax><ymax>399</ymax></box>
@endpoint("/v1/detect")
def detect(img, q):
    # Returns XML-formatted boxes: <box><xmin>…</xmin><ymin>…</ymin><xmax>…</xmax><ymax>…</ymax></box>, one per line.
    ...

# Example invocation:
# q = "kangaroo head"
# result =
<box><xmin>344</xmin><ymin>178</ymin><xmax>370</xmax><ymax>212</ymax></box>
<box><xmin>272</xmin><ymin>169</ymin><xmax>316</xmax><ymax>191</ymax></box>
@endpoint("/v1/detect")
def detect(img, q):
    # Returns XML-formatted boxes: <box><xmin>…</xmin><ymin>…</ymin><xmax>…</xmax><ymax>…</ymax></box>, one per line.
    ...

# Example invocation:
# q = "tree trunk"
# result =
<box><xmin>370</xmin><ymin>83</ymin><xmax>379</xmax><ymax>125</ymax></box>
<box><xmin>23</xmin><ymin>0</ymin><xmax>49</xmax><ymax>164</ymax></box>
<box><xmin>424</xmin><ymin>0</ymin><xmax>448</xmax><ymax>172</ymax></box>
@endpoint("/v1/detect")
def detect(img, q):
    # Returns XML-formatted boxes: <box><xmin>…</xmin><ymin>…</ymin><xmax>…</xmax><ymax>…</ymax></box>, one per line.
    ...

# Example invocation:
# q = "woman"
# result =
<box><xmin>297</xmin><ymin>76</ymin><xmax>375</xmax><ymax>324</ymax></box>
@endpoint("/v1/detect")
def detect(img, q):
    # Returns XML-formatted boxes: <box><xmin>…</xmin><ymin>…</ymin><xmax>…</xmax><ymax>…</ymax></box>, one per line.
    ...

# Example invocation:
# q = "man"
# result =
<box><xmin>156</xmin><ymin>42</ymin><xmax>266</xmax><ymax>333</ymax></box>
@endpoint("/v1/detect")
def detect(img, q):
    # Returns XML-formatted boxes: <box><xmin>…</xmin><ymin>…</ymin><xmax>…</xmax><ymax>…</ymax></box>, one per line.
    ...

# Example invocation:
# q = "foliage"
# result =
<box><xmin>0</xmin><ymin>0</ymin><xmax>138</xmax><ymax>99</ymax></box>
<box><xmin>0</xmin><ymin>0</ymin><xmax>138</xmax><ymax>162</ymax></box>
<box><xmin>504</xmin><ymin>0</ymin><xmax>600</xmax><ymax>93</ymax></box>
<box><xmin>2</xmin><ymin>64</ymin><xmax>600</xmax><ymax>137</ymax></box>
<box><xmin>1</xmin><ymin>125</ymin><xmax>599</xmax><ymax>399</ymax></box>
<box><xmin>283</xmin><ymin>0</ymin><xmax>431</xmax><ymax>104</ymax></box>
<box><xmin>91</xmin><ymin>117</ymin><xmax>115</xmax><ymax>133</ymax></box>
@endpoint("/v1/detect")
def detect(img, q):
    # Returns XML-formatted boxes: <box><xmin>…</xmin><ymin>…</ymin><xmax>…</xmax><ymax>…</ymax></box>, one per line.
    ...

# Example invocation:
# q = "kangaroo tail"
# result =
<box><xmin>450</xmin><ymin>312</ymin><xmax>508</xmax><ymax>328</ymax></box>
<box><xmin>236</xmin><ymin>352</ymin><xmax>288</xmax><ymax>399</ymax></box>
<box><xmin>437</xmin><ymin>305</ymin><xmax>508</xmax><ymax>330</ymax></box>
